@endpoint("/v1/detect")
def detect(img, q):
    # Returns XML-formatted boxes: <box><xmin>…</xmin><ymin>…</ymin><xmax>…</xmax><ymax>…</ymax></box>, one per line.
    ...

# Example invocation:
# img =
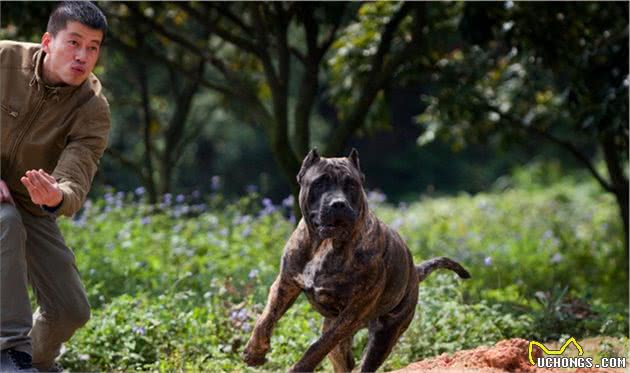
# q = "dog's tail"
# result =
<box><xmin>416</xmin><ymin>257</ymin><xmax>471</xmax><ymax>282</ymax></box>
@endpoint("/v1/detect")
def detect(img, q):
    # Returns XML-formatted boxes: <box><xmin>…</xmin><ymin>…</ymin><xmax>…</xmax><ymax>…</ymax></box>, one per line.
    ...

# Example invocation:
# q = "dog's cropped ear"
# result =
<box><xmin>348</xmin><ymin>148</ymin><xmax>365</xmax><ymax>183</ymax></box>
<box><xmin>297</xmin><ymin>148</ymin><xmax>320</xmax><ymax>184</ymax></box>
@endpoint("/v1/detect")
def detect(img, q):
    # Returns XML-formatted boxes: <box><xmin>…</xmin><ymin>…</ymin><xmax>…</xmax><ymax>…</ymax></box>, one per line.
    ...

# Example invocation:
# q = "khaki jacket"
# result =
<box><xmin>0</xmin><ymin>41</ymin><xmax>111</xmax><ymax>217</ymax></box>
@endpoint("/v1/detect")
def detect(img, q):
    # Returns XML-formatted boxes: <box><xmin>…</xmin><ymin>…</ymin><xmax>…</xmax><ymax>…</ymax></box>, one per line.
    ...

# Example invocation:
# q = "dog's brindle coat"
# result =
<box><xmin>243</xmin><ymin>149</ymin><xmax>470</xmax><ymax>372</ymax></box>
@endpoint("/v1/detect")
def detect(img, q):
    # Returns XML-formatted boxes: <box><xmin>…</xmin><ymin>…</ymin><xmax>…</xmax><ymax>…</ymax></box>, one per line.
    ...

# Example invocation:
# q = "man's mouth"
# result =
<box><xmin>71</xmin><ymin>65</ymin><xmax>86</xmax><ymax>74</ymax></box>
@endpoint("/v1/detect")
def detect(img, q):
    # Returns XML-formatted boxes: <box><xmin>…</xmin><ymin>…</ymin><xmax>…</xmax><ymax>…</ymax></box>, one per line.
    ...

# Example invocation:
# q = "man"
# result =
<box><xmin>0</xmin><ymin>2</ymin><xmax>110</xmax><ymax>371</ymax></box>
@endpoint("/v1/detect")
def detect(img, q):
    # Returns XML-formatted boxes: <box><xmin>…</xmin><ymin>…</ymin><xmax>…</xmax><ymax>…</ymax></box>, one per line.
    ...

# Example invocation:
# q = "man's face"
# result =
<box><xmin>41</xmin><ymin>21</ymin><xmax>103</xmax><ymax>86</ymax></box>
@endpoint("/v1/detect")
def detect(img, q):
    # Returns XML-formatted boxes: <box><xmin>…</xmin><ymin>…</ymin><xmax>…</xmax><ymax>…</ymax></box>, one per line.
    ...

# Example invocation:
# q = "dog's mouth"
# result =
<box><xmin>315</xmin><ymin>218</ymin><xmax>352</xmax><ymax>238</ymax></box>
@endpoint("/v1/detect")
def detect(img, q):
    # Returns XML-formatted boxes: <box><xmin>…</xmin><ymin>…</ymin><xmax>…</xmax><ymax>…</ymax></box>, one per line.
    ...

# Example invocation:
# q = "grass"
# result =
<box><xmin>50</xmin><ymin>177</ymin><xmax>627</xmax><ymax>371</ymax></box>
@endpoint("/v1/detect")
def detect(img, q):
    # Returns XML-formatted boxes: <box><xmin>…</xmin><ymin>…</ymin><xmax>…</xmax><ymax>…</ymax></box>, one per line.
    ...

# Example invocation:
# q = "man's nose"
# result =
<box><xmin>75</xmin><ymin>48</ymin><xmax>87</xmax><ymax>63</ymax></box>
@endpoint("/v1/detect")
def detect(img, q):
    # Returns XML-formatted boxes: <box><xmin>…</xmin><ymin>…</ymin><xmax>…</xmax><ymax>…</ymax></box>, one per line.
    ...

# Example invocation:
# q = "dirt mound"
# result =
<box><xmin>391</xmin><ymin>338</ymin><xmax>624</xmax><ymax>373</ymax></box>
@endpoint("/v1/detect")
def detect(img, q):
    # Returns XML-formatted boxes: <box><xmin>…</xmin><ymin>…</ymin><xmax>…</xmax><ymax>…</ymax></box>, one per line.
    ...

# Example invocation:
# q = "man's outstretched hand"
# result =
<box><xmin>0</xmin><ymin>179</ymin><xmax>15</xmax><ymax>205</ymax></box>
<box><xmin>20</xmin><ymin>169</ymin><xmax>63</xmax><ymax>208</ymax></box>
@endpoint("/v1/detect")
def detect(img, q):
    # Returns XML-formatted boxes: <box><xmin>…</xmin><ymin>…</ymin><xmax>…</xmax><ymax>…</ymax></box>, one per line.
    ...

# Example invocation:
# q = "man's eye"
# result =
<box><xmin>68</xmin><ymin>40</ymin><xmax>78</xmax><ymax>46</ymax></box>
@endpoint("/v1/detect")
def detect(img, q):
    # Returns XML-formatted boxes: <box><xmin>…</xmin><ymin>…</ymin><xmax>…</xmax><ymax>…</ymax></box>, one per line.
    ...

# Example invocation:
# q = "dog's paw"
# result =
<box><xmin>242</xmin><ymin>345</ymin><xmax>267</xmax><ymax>367</ymax></box>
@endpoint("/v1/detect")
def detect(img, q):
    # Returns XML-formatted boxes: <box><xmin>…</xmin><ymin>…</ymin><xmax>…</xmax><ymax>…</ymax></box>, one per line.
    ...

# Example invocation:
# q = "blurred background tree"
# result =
<box><xmin>1</xmin><ymin>1</ymin><xmax>627</xmax><ymax>223</ymax></box>
<box><xmin>416</xmin><ymin>2</ymin><xmax>628</xmax><ymax>256</ymax></box>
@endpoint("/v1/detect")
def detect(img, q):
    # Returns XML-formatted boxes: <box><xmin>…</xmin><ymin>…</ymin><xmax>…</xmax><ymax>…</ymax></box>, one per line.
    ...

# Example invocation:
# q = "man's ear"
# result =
<box><xmin>297</xmin><ymin>148</ymin><xmax>320</xmax><ymax>184</ymax></box>
<box><xmin>41</xmin><ymin>32</ymin><xmax>52</xmax><ymax>54</ymax></box>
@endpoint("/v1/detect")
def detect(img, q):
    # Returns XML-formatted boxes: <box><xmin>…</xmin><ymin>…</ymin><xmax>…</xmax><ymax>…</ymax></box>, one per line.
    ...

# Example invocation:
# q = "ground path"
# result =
<box><xmin>391</xmin><ymin>338</ymin><xmax>627</xmax><ymax>373</ymax></box>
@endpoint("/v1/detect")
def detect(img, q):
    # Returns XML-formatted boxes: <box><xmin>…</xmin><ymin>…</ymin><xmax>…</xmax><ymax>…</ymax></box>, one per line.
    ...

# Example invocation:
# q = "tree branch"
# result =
<box><xmin>107</xmin><ymin>33</ymin><xmax>233</xmax><ymax>95</ymax></box>
<box><xmin>324</xmin><ymin>3</ymin><xmax>422</xmax><ymax>155</ymax></box>
<box><xmin>207</xmin><ymin>2</ymin><xmax>254</xmax><ymax>36</ymax></box>
<box><xmin>370</xmin><ymin>2</ymin><xmax>414</xmax><ymax>74</ymax></box>
<box><xmin>122</xmin><ymin>2</ymin><xmax>250</xmax><ymax>86</ymax></box>
<box><xmin>250</xmin><ymin>3</ymin><xmax>279</xmax><ymax>92</ymax></box>
<box><xmin>134</xmin><ymin>26</ymin><xmax>157</xmax><ymax>201</ymax></box>
<box><xmin>175</xmin><ymin>2</ymin><xmax>262</xmax><ymax>56</ymax></box>
<box><xmin>487</xmin><ymin>104</ymin><xmax>614</xmax><ymax>193</ymax></box>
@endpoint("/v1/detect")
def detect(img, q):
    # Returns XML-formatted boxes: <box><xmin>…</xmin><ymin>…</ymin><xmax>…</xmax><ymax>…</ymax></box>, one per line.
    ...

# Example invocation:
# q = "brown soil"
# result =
<box><xmin>390</xmin><ymin>338</ymin><xmax>627</xmax><ymax>373</ymax></box>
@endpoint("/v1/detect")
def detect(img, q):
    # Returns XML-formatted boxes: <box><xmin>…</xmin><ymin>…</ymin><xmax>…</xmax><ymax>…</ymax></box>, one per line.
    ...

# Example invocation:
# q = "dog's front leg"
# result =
<box><xmin>289</xmin><ymin>275</ymin><xmax>385</xmax><ymax>373</ymax></box>
<box><xmin>243</xmin><ymin>274</ymin><xmax>301</xmax><ymax>366</ymax></box>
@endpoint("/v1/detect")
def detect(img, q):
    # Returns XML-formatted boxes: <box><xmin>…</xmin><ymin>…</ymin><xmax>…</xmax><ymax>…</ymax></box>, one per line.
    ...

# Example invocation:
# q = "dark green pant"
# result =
<box><xmin>0</xmin><ymin>203</ymin><xmax>90</xmax><ymax>371</ymax></box>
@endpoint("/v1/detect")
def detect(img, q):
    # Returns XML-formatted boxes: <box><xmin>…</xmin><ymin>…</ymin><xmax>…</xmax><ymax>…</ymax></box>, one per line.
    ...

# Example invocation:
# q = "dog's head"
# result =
<box><xmin>297</xmin><ymin>148</ymin><xmax>367</xmax><ymax>240</ymax></box>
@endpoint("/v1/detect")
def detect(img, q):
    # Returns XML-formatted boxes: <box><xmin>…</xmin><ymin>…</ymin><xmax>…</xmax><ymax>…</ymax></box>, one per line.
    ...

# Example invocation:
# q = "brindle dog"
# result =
<box><xmin>243</xmin><ymin>149</ymin><xmax>470</xmax><ymax>372</ymax></box>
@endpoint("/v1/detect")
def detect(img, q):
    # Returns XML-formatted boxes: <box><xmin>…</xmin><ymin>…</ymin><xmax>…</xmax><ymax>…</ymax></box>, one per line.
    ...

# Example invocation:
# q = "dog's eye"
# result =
<box><xmin>312</xmin><ymin>176</ymin><xmax>329</xmax><ymax>191</ymax></box>
<box><xmin>344</xmin><ymin>179</ymin><xmax>357</xmax><ymax>191</ymax></box>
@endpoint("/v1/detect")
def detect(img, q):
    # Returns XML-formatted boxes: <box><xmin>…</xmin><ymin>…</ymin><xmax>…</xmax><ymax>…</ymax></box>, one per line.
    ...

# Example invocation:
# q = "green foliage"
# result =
<box><xmin>327</xmin><ymin>2</ymin><xmax>404</xmax><ymax>131</ymax></box>
<box><xmin>379</xmin><ymin>180</ymin><xmax>626</xmax><ymax>304</ymax></box>
<box><xmin>415</xmin><ymin>4</ymin><xmax>629</xmax><ymax>248</ymax></box>
<box><xmin>382</xmin><ymin>274</ymin><xmax>534</xmax><ymax>371</ymax></box>
<box><xmin>52</xmin><ymin>177</ymin><xmax>627</xmax><ymax>371</ymax></box>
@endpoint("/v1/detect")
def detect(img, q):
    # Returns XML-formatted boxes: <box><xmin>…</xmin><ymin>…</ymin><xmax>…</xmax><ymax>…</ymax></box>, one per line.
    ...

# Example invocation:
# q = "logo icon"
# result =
<box><xmin>528</xmin><ymin>337</ymin><xmax>583</xmax><ymax>365</ymax></box>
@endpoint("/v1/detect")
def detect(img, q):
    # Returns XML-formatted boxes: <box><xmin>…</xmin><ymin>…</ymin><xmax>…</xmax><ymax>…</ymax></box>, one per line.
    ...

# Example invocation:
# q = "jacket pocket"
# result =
<box><xmin>1</xmin><ymin>103</ymin><xmax>19</xmax><ymax>118</ymax></box>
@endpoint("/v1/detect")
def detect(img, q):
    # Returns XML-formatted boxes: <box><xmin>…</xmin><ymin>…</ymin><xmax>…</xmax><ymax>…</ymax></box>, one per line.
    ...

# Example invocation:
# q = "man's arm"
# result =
<box><xmin>49</xmin><ymin>105</ymin><xmax>110</xmax><ymax>217</ymax></box>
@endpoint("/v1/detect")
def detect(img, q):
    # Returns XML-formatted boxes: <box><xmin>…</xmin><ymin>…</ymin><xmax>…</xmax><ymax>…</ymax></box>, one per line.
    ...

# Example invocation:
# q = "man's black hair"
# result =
<box><xmin>47</xmin><ymin>1</ymin><xmax>108</xmax><ymax>37</ymax></box>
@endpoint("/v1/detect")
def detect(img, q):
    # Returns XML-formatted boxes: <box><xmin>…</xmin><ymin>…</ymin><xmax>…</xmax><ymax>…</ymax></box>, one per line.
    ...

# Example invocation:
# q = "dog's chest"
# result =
<box><xmin>299</xmin><ymin>243</ymin><xmax>361</xmax><ymax>317</ymax></box>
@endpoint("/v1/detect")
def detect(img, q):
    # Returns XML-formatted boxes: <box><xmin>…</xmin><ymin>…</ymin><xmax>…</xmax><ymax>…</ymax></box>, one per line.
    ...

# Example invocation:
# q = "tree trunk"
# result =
<box><xmin>601</xmin><ymin>133</ymin><xmax>629</xmax><ymax>274</ymax></box>
<box><xmin>136</xmin><ymin>60</ymin><xmax>158</xmax><ymax>204</ymax></box>
<box><xmin>612</xmin><ymin>187</ymin><xmax>629</xmax><ymax>271</ymax></box>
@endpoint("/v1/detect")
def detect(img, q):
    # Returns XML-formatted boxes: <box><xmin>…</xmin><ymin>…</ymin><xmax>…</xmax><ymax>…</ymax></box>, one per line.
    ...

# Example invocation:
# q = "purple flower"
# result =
<box><xmin>282</xmin><ymin>195</ymin><xmax>294</xmax><ymax>208</ymax></box>
<box><xmin>550</xmin><ymin>253</ymin><xmax>563</xmax><ymax>264</ymax></box>
<box><xmin>192</xmin><ymin>190</ymin><xmax>201</xmax><ymax>199</ymax></box>
<box><xmin>135</xmin><ymin>187</ymin><xmax>146</xmax><ymax>196</ymax></box>
<box><xmin>484</xmin><ymin>256</ymin><xmax>493</xmax><ymax>266</ymax></box>
<box><xmin>176</xmin><ymin>194</ymin><xmax>185</xmax><ymax>204</ymax></box>
<box><xmin>234</xmin><ymin>214</ymin><xmax>252</xmax><ymax>226</ymax></box>
<box><xmin>132</xmin><ymin>326</ymin><xmax>146</xmax><ymax>336</ymax></box>
<box><xmin>248</xmin><ymin>269</ymin><xmax>259</xmax><ymax>279</ymax></box>
<box><xmin>391</xmin><ymin>218</ymin><xmax>404</xmax><ymax>230</ymax></box>
<box><xmin>104</xmin><ymin>192</ymin><xmax>115</xmax><ymax>205</ymax></box>
<box><xmin>260</xmin><ymin>198</ymin><xmax>277</xmax><ymax>216</ymax></box>
<box><xmin>163</xmin><ymin>193</ymin><xmax>172</xmax><ymax>205</ymax></box>
<box><xmin>141</xmin><ymin>217</ymin><xmax>151</xmax><ymax>225</ymax></box>
<box><xmin>242</xmin><ymin>226</ymin><xmax>252</xmax><ymax>238</ymax></box>
<box><xmin>229</xmin><ymin>308</ymin><xmax>249</xmax><ymax>323</ymax></box>
<box><xmin>367</xmin><ymin>190</ymin><xmax>387</xmax><ymax>204</ymax></box>
<box><xmin>211</xmin><ymin>176</ymin><xmax>221</xmax><ymax>191</ymax></box>
<box><xmin>242</xmin><ymin>322</ymin><xmax>251</xmax><ymax>333</ymax></box>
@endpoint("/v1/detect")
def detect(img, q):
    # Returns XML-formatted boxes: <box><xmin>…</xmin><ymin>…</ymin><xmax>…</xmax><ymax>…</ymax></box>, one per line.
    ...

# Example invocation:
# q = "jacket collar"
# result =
<box><xmin>31</xmin><ymin>48</ymin><xmax>85</xmax><ymax>99</ymax></box>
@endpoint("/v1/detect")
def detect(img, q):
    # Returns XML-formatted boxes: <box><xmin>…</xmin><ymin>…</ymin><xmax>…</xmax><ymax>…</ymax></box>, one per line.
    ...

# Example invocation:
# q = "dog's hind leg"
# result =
<box><xmin>358</xmin><ymin>287</ymin><xmax>418</xmax><ymax>372</ymax></box>
<box><xmin>323</xmin><ymin>318</ymin><xmax>355</xmax><ymax>373</ymax></box>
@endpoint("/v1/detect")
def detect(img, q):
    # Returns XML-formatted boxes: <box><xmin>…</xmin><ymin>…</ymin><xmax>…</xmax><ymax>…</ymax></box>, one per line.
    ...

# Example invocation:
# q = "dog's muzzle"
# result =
<box><xmin>316</xmin><ymin>198</ymin><xmax>357</xmax><ymax>238</ymax></box>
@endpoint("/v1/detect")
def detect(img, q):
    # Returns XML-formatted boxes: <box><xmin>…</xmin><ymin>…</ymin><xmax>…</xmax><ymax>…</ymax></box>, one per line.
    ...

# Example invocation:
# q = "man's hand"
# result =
<box><xmin>0</xmin><ymin>179</ymin><xmax>15</xmax><ymax>205</ymax></box>
<box><xmin>20</xmin><ymin>169</ymin><xmax>63</xmax><ymax>208</ymax></box>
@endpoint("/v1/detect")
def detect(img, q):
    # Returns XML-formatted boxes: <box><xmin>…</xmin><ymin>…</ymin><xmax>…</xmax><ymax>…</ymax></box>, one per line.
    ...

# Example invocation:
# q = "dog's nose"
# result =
<box><xmin>330</xmin><ymin>200</ymin><xmax>347</xmax><ymax>211</ymax></box>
